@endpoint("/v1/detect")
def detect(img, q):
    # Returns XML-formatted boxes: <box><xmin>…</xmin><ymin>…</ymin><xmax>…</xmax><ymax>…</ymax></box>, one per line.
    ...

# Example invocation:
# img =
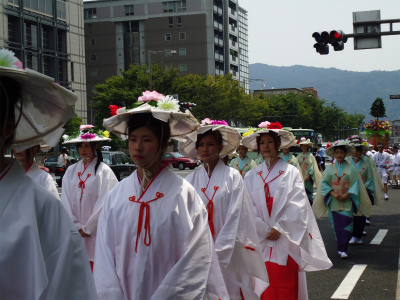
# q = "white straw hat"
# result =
<box><xmin>63</xmin><ymin>125</ymin><xmax>111</xmax><ymax>144</ymax></box>
<box><xmin>325</xmin><ymin>140</ymin><xmax>356</xmax><ymax>157</ymax></box>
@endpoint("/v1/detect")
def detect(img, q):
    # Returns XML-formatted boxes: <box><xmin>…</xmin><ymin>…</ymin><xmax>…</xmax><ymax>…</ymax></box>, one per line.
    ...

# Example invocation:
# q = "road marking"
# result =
<box><xmin>331</xmin><ymin>264</ymin><xmax>367</xmax><ymax>299</ymax></box>
<box><xmin>370</xmin><ymin>229</ymin><xmax>388</xmax><ymax>245</ymax></box>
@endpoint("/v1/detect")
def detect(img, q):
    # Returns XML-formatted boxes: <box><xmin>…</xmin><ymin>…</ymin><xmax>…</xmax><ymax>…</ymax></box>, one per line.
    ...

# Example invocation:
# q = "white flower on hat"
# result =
<box><xmin>0</xmin><ymin>48</ymin><xmax>23</xmax><ymax>69</ymax></box>
<box><xmin>157</xmin><ymin>95</ymin><xmax>180</xmax><ymax>112</ymax></box>
<box><xmin>62</xmin><ymin>134</ymin><xmax>69</xmax><ymax>140</ymax></box>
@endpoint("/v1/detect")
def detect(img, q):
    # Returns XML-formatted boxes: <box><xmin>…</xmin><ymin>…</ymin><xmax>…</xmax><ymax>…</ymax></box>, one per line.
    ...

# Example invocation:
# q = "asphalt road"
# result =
<box><xmin>54</xmin><ymin>166</ymin><xmax>400</xmax><ymax>299</ymax></box>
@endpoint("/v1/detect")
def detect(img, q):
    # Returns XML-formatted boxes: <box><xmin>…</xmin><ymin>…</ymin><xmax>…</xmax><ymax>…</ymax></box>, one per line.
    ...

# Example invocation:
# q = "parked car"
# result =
<box><xmin>54</xmin><ymin>156</ymin><xmax>80</xmax><ymax>187</ymax></box>
<box><xmin>102</xmin><ymin>151</ymin><xmax>137</xmax><ymax>181</ymax></box>
<box><xmin>162</xmin><ymin>152</ymin><xmax>200</xmax><ymax>170</ymax></box>
<box><xmin>44</xmin><ymin>157</ymin><xmax>58</xmax><ymax>172</ymax></box>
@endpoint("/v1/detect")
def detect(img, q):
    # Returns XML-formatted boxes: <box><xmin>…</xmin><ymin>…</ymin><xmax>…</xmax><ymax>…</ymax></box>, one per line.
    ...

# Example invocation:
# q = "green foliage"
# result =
<box><xmin>63</xmin><ymin>114</ymin><xmax>82</xmax><ymax>136</ymax></box>
<box><xmin>370</xmin><ymin>98</ymin><xmax>386</xmax><ymax>119</ymax></box>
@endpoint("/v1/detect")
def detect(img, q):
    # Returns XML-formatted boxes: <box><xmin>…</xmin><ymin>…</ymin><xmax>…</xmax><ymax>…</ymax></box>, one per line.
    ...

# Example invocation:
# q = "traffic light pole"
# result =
<box><xmin>346</xmin><ymin>18</ymin><xmax>400</xmax><ymax>38</ymax></box>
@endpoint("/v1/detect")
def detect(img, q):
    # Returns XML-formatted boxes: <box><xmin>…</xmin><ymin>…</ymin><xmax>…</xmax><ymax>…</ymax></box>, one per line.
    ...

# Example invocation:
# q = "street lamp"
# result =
<box><xmin>147</xmin><ymin>49</ymin><xmax>177</xmax><ymax>90</ymax></box>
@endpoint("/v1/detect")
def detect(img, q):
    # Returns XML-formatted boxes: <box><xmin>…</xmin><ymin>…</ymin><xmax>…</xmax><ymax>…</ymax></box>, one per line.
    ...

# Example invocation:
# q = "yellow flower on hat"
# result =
<box><xmin>103</xmin><ymin>131</ymin><xmax>110</xmax><ymax>138</ymax></box>
<box><xmin>242</xmin><ymin>127</ymin><xmax>254</xmax><ymax>137</ymax></box>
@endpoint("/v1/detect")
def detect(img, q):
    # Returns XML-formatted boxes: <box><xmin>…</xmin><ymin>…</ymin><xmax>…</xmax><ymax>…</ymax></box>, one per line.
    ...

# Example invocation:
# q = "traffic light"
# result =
<box><xmin>312</xmin><ymin>32</ymin><xmax>329</xmax><ymax>55</ymax></box>
<box><xmin>329</xmin><ymin>30</ymin><xmax>348</xmax><ymax>51</ymax></box>
<box><xmin>179</xmin><ymin>102</ymin><xmax>196</xmax><ymax>111</ymax></box>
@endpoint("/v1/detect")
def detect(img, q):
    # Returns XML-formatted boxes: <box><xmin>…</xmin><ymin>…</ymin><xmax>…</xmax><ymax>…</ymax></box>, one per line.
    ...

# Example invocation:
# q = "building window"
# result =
<box><xmin>70</xmin><ymin>62</ymin><xmax>74</xmax><ymax>82</ymax></box>
<box><xmin>177</xmin><ymin>16</ymin><xmax>182</xmax><ymax>27</ymax></box>
<box><xmin>124</xmin><ymin>5</ymin><xmax>134</xmax><ymax>16</ymax></box>
<box><xmin>165</xmin><ymin>33</ymin><xmax>172</xmax><ymax>41</ymax></box>
<box><xmin>25</xmin><ymin>23</ymin><xmax>38</xmax><ymax>48</ymax></box>
<box><xmin>91</xmin><ymin>70</ymin><xmax>97</xmax><ymax>77</ymax></box>
<box><xmin>179</xmin><ymin>48</ymin><xmax>186</xmax><ymax>56</ymax></box>
<box><xmin>179</xmin><ymin>32</ymin><xmax>186</xmax><ymax>40</ymax></box>
<box><xmin>57</xmin><ymin>29</ymin><xmax>67</xmax><ymax>53</ymax></box>
<box><xmin>180</xmin><ymin>64</ymin><xmax>187</xmax><ymax>72</ymax></box>
<box><xmin>42</xmin><ymin>26</ymin><xmax>53</xmax><ymax>50</ymax></box>
<box><xmin>162</xmin><ymin>1</ymin><xmax>186</xmax><ymax>13</ymax></box>
<box><xmin>87</xmin><ymin>24</ymin><xmax>93</xmax><ymax>34</ymax></box>
<box><xmin>168</xmin><ymin>17</ymin><xmax>173</xmax><ymax>28</ymax></box>
<box><xmin>8</xmin><ymin>0</ymin><xmax>19</xmax><ymax>6</ymax></box>
<box><xmin>25</xmin><ymin>52</ymin><xmax>39</xmax><ymax>71</ymax></box>
<box><xmin>90</xmin><ymin>39</ymin><xmax>96</xmax><ymax>45</ymax></box>
<box><xmin>57</xmin><ymin>0</ymin><xmax>66</xmax><ymax>20</ymax></box>
<box><xmin>165</xmin><ymin>49</ymin><xmax>173</xmax><ymax>57</ymax></box>
<box><xmin>90</xmin><ymin>54</ymin><xmax>97</xmax><ymax>61</ymax></box>
<box><xmin>84</xmin><ymin>8</ymin><xmax>97</xmax><ymax>20</ymax></box>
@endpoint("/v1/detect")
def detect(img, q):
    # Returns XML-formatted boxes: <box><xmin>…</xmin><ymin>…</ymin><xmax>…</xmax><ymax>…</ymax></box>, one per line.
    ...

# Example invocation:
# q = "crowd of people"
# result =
<box><xmin>1</xmin><ymin>48</ymin><xmax>397</xmax><ymax>300</ymax></box>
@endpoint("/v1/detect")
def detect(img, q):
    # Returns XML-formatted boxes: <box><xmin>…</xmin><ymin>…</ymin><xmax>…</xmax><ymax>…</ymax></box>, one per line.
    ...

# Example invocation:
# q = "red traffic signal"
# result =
<box><xmin>329</xmin><ymin>30</ymin><xmax>347</xmax><ymax>51</ymax></box>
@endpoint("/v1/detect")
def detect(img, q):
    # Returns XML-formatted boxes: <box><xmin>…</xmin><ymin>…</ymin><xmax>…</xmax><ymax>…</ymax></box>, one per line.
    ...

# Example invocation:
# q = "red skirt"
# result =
<box><xmin>261</xmin><ymin>255</ymin><xmax>299</xmax><ymax>300</ymax></box>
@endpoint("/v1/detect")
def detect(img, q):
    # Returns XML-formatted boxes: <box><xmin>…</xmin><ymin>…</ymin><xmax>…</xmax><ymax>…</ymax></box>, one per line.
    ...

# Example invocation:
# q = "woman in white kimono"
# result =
<box><xmin>297</xmin><ymin>138</ymin><xmax>322</xmax><ymax>205</ymax></box>
<box><xmin>179</xmin><ymin>119</ymin><xmax>269</xmax><ymax>300</ymax></box>
<box><xmin>13</xmin><ymin>144</ymin><xmax>59</xmax><ymax>198</ymax></box>
<box><xmin>229</xmin><ymin>143</ymin><xmax>257</xmax><ymax>178</ymax></box>
<box><xmin>242</xmin><ymin>121</ymin><xmax>332</xmax><ymax>300</ymax></box>
<box><xmin>95</xmin><ymin>92</ymin><xmax>228</xmax><ymax>300</ymax></box>
<box><xmin>0</xmin><ymin>49</ymin><xmax>97</xmax><ymax>299</ymax></box>
<box><xmin>313</xmin><ymin>140</ymin><xmax>372</xmax><ymax>259</ymax></box>
<box><xmin>61</xmin><ymin>126</ymin><xmax>118</xmax><ymax>270</ymax></box>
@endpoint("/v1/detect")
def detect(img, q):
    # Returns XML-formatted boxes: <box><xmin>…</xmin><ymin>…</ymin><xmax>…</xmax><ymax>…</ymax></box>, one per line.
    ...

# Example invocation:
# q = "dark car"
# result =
<box><xmin>54</xmin><ymin>156</ymin><xmax>80</xmax><ymax>187</ymax></box>
<box><xmin>44</xmin><ymin>157</ymin><xmax>58</xmax><ymax>172</ymax></box>
<box><xmin>162</xmin><ymin>152</ymin><xmax>200</xmax><ymax>170</ymax></box>
<box><xmin>102</xmin><ymin>151</ymin><xmax>137</xmax><ymax>181</ymax></box>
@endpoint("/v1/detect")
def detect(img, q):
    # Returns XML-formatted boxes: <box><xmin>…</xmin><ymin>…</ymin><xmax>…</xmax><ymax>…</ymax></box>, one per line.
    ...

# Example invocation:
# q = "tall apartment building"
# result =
<box><xmin>0</xmin><ymin>0</ymin><xmax>87</xmax><ymax>123</ymax></box>
<box><xmin>84</xmin><ymin>0</ymin><xmax>249</xmax><ymax>123</ymax></box>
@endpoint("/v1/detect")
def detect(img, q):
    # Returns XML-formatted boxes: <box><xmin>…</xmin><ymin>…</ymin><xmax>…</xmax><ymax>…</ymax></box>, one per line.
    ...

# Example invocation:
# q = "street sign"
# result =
<box><xmin>390</xmin><ymin>95</ymin><xmax>400</xmax><ymax>100</ymax></box>
<box><xmin>353</xmin><ymin>10</ymin><xmax>382</xmax><ymax>49</ymax></box>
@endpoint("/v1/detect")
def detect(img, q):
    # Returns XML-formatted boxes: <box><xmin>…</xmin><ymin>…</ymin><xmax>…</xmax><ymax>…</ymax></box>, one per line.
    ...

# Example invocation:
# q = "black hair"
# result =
<box><xmin>355</xmin><ymin>146</ymin><xmax>363</xmax><ymax>153</ymax></box>
<box><xmin>0</xmin><ymin>76</ymin><xmax>22</xmax><ymax>150</ymax></box>
<box><xmin>334</xmin><ymin>145</ymin><xmax>347</xmax><ymax>154</ymax></box>
<box><xmin>195</xmin><ymin>130</ymin><xmax>223</xmax><ymax>149</ymax></box>
<box><xmin>126</xmin><ymin>113</ymin><xmax>171</xmax><ymax>150</ymax></box>
<box><xmin>256</xmin><ymin>131</ymin><xmax>281</xmax><ymax>155</ymax></box>
<box><xmin>61</xmin><ymin>147</ymin><xmax>68</xmax><ymax>154</ymax></box>
<box><xmin>77</xmin><ymin>142</ymin><xmax>103</xmax><ymax>175</ymax></box>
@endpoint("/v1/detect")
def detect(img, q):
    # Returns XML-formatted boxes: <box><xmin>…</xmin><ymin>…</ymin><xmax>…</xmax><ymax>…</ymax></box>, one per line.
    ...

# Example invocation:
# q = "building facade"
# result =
<box><xmin>390</xmin><ymin>119</ymin><xmax>400</xmax><ymax>146</ymax></box>
<box><xmin>0</xmin><ymin>0</ymin><xmax>87</xmax><ymax>123</ymax></box>
<box><xmin>84</xmin><ymin>0</ymin><xmax>249</xmax><ymax>123</ymax></box>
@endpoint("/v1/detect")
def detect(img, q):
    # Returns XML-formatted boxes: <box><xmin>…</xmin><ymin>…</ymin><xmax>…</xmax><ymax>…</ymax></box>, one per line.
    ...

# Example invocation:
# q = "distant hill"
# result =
<box><xmin>249</xmin><ymin>64</ymin><xmax>400</xmax><ymax>122</ymax></box>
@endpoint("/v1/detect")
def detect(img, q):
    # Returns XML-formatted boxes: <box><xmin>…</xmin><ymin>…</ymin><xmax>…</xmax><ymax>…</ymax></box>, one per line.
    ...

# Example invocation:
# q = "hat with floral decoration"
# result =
<box><xmin>103</xmin><ymin>90</ymin><xmax>199</xmax><ymax>140</ymax></box>
<box><xmin>62</xmin><ymin>125</ymin><xmax>111</xmax><ymax>144</ymax></box>
<box><xmin>178</xmin><ymin>118</ymin><xmax>241</xmax><ymax>159</ymax></box>
<box><xmin>241</xmin><ymin>121</ymin><xmax>296</xmax><ymax>150</ymax></box>
<box><xmin>346</xmin><ymin>135</ymin><xmax>369</xmax><ymax>153</ymax></box>
<box><xmin>325</xmin><ymin>139</ymin><xmax>356</xmax><ymax>157</ymax></box>
<box><xmin>298</xmin><ymin>137</ymin><xmax>313</xmax><ymax>146</ymax></box>
<box><xmin>0</xmin><ymin>48</ymin><xmax>77</xmax><ymax>152</ymax></box>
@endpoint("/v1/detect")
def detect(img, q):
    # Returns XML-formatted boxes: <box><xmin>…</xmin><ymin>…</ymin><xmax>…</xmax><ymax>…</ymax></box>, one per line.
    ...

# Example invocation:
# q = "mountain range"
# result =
<box><xmin>249</xmin><ymin>64</ymin><xmax>400</xmax><ymax>122</ymax></box>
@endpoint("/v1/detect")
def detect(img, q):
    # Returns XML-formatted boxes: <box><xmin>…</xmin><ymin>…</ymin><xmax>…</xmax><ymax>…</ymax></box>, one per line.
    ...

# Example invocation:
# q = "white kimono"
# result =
<box><xmin>0</xmin><ymin>158</ymin><xmax>97</xmax><ymax>300</ymax></box>
<box><xmin>26</xmin><ymin>162</ymin><xmax>59</xmax><ymax>199</ymax></box>
<box><xmin>186</xmin><ymin>160</ymin><xmax>269</xmax><ymax>299</ymax></box>
<box><xmin>61</xmin><ymin>157</ymin><xmax>118</xmax><ymax>261</ymax></box>
<box><xmin>244</xmin><ymin>159</ymin><xmax>332</xmax><ymax>300</ymax></box>
<box><xmin>93</xmin><ymin>164</ymin><xmax>228</xmax><ymax>300</ymax></box>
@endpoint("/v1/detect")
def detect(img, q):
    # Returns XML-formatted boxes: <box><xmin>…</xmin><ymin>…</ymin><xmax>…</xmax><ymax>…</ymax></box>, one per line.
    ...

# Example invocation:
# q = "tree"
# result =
<box><xmin>370</xmin><ymin>97</ymin><xmax>386</xmax><ymax>120</ymax></box>
<box><xmin>63</xmin><ymin>114</ymin><xmax>82</xmax><ymax>136</ymax></box>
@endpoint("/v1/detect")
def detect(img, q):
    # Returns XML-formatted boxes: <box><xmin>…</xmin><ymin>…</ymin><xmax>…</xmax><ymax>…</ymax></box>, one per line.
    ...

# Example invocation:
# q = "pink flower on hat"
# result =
<box><xmin>80</xmin><ymin>125</ymin><xmax>94</xmax><ymax>130</ymax></box>
<box><xmin>138</xmin><ymin>90</ymin><xmax>164</xmax><ymax>102</ymax></box>
<box><xmin>210</xmin><ymin>120</ymin><xmax>228</xmax><ymax>125</ymax></box>
<box><xmin>80</xmin><ymin>133</ymin><xmax>96</xmax><ymax>140</ymax></box>
<box><xmin>301</xmin><ymin>137</ymin><xmax>306</xmax><ymax>141</ymax></box>
<box><xmin>201</xmin><ymin>118</ymin><xmax>212</xmax><ymax>125</ymax></box>
<box><xmin>258</xmin><ymin>121</ymin><xmax>270</xmax><ymax>128</ymax></box>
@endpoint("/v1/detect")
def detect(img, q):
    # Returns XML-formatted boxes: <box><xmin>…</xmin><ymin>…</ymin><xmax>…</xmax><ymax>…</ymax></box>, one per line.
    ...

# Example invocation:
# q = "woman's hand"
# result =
<box><xmin>330</xmin><ymin>191</ymin><xmax>340</xmax><ymax>200</ymax></box>
<box><xmin>79</xmin><ymin>228</ymin><xmax>90</xmax><ymax>237</ymax></box>
<box><xmin>266</xmin><ymin>228</ymin><xmax>281</xmax><ymax>241</ymax></box>
<box><xmin>304</xmin><ymin>174</ymin><xmax>311</xmax><ymax>182</ymax></box>
<box><xmin>338</xmin><ymin>193</ymin><xmax>350</xmax><ymax>201</ymax></box>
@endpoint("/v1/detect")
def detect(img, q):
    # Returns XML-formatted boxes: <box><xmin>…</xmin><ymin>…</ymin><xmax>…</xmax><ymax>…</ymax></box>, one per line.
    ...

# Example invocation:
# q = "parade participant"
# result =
<box><xmin>373</xmin><ymin>143</ymin><xmax>391</xmax><ymax>200</ymax></box>
<box><xmin>13</xmin><ymin>144</ymin><xmax>59</xmax><ymax>198</ymax></box>
<box><xmin>387</xmin><ymin>148</ymin><xmax>397</xmax><ymax>188</ymax></box>
<box><xmin>229</xmin><ymin>140</ymin><xmax>257</xmax><ymax>178</ymax></box>
<box><xmin>313</xmin><ymin>140</ymin><xmax>372</xmax><ymax>259</ymax></box>
<box><xmin>297</xmin><ymin>137</ymin><xmax>322</xmax><ymax>205</ymax></box>
<box><xmin>61</xmin><ymin>125</ymin><xmax>118</xmax><ymax>270</ymax></box>
<box><xmin>0</xmin><ymin>49</ymin><xmax>97</xmax><ymax>299</ymax></box>
<box><xmin>179</xmin><ymin>118</ymin><xmax>269</xmax><ymax>299</ymax></box>
<box><xmin>393</xmin><ymin>146</ymin><xmax>400</xmax><ymax>188</ymax></box>
<box><xmin>278</xmin><ymin>144</ymin><xmax>302</xmax><ymax>174</ymax></box>
<box><xmin>317</xmin><ymin>143</ymin><xmax>326</xmax><ymax>171</ymax></box>
<box><xmin>345</xmin><ymin>136</ymin><xmax>384</xmax><ymax>245</ymax></box>
<box><xmin>242</xmin><ymin>121</ymin><xmax>331</xmax><ymax>300</ymax></box>
<box><xmin>96</xmin><ymin>92</ymin><xmax>229</xmax><ymax>299</ymax></box>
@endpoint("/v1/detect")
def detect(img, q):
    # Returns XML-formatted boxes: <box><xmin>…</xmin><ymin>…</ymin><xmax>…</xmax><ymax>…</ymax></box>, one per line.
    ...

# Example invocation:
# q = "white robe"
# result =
<box><xmin>93</xmin><ymin>164</ymin><xmax>229</xmax><ymax>300</ymax></box>
<box><xmin>27</xmin><ymin>162</ymin><xmax>59</xmax><ymax>199</ymax></box>
<box><xmin>61</xmin><ymin>157</ymin><xmax>118</xmax><ymax>261</ymax></box>
<box><xmin>244</xmin><ymin>159</ymin><xmax>332</xmax><ymax>300</ymax></box>
<box><xmin>0</xmin><ymin>158</ymin><xmax>97</xmax><ymax>300</ymax></box>
<box><xmin>186</xmin><ymin>160</ymin><xmax>269</xmax><ymax>300</ymax></box>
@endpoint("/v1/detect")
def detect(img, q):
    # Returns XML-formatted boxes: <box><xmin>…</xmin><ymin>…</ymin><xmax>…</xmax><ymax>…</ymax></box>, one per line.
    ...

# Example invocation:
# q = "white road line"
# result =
<box><xmin>331</xmin><ymin>264</ymin><xmax>367</xmax><ymax>299</ymax></box>
<box><xmin>370</xmin><ymin>229</ymin><xmax>388</xmax><ymax>245</ymax></box>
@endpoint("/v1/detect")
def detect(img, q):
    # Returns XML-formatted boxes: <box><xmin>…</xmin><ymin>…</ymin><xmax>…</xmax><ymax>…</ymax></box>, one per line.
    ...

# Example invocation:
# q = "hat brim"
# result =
<box><xmin>1</xmin><ymin>67</ymin><xmax>77</xmax><ymax>152</ymax></box>
<box><xmin>350</xmin><ymin>143</ymin><xmax>369</xmax><ymax>153</ymax></box>
<box><xmin>178</xmin><ymin>125</ymin><xmax>241</xmax><ymax>159</ymax></box>
<box><xmin>242</xmin><ymin>129</ymin><xmax>296</xmax><ymax>150</ymax></box>
<box><xmin>63</xmin><ymin>136</ymin><xmax>111</xmax><ymax>144</ymax></box>
<box><xmin>103</xmin><ymin>103</ymin><xmax>199</xmax><ymax>140</ymax></box>
<box><xmin>325</xmin><ymin>144</ymin><xmax>356</xmax><ymax>157</ymax></box>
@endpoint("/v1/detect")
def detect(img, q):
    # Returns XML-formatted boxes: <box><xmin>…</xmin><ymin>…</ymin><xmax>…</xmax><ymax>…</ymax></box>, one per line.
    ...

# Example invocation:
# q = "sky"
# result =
<box><xmin>246</xmin><ymin>0</ymin><xmax>400</xmax><ymax>72</ymax></box>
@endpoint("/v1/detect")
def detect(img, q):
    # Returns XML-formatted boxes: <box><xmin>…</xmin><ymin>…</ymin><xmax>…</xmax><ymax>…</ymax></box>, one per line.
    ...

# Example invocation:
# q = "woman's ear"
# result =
<box><xmin>218</xmin><ymin>144</ymin><xmax>224</xmax><ymax>154</ymax></box>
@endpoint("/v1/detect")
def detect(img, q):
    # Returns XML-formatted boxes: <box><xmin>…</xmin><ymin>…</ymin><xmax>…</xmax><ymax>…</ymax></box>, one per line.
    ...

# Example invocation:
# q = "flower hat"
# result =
<box><xmin>298</xmin><ymin>137</ymin><xmax>313</xmax><ymax>146</ymax></box>
<box><xmin>325</xmin><ymin>139</ymin><xmax>356</xmax><ymax>157</ymax></box>
<box><xmin>241</xmin><ymin>121</ymin><xmax>296</xmax><ymax>150</ymax></box>
<box><xmin>345</xmin><ymin>135</ymin><xmax>369</xmax><ymax>153</ymax></box>
<box><xmin>63</xmin><ymin>125</ymin><xmax>111</xmax><ymax>144</ymax></box>
<box><xmin>103</xmin><ymin>90</ymin><xmax>199</xmax><ymax>140</ymax></box>
<box><xmin>178</xmin><ymin>118</ymin><xmax>241</xmax><ymax>160</ymax></box>
<box><xmin>0</xmin><ymin>48</ymin><xmax>77</xmax><ymax>152</ymax></box>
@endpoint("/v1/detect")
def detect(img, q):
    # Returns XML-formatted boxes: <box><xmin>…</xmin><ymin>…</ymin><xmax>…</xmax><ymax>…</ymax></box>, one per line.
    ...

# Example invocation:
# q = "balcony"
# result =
<box><xmin>214</xmin><ymin>53</ymin><xmax>224</xmax><ymax>62</ymax></box>
<box><xmin>230</xmin><ymin>56</ymin><xmax>239</xmax><ymax>65</ymax></box>
<box><xmin>229</xmin><ymin>25</ymin><xmax>237</xmax><ymax>34</ymax></box>
<box><xmin>229</xmin><ymin>8</ymin><xmax>237</xmax><ymax>18</ymax></box>
<box><xmin>215</xmin><ymin>69</ymin><xmax>225</xmax><ymax>76</ymax></box>
<box><xmin>214</xmin><ymin>20</ymin><xmax>223</xmax><ymax>31</ymax></box>
<box><xmin>213</xmin><ymin>5</ymin><xmax>223</xmax><ymax>15</ymax></box>
<box><xmin>214</xmin><ymin>37</ymin><xmax>223</xmax><ymax>47</ymax></box>
<box><xmin>229</xmin><ymin>39</ymin><xmax>238</xmax><ymax>50</ymax></box>
<box><xmin>230</xmin><ymin>70</ymin><xmax>238</xmax><ymax>79</ymax></box>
